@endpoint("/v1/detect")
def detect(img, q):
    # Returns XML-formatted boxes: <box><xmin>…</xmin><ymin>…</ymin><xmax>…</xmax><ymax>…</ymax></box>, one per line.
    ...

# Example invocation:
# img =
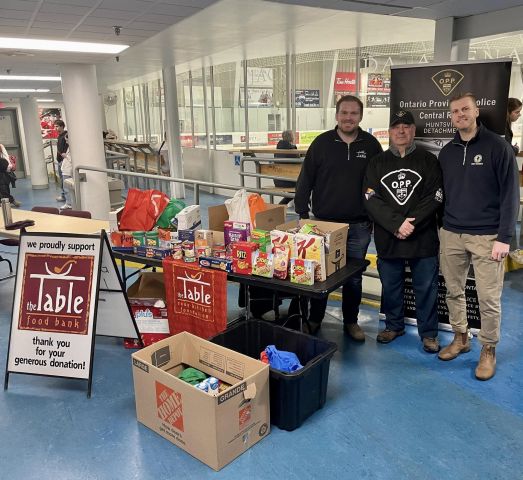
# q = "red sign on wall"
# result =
<box><xmin>18</xmin><ymin>253</ymin><xmax>94</xmax><ymax>335</ymax></box>
<box><xmin>334</xmin><ymin>72</ymin><xmax>357</xmax><ymax>93</ymax></box>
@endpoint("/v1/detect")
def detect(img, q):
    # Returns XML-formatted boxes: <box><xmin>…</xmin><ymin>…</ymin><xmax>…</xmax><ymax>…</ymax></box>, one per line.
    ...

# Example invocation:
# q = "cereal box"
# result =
<box><xmin>251</xmin><ymin>229</ymin><xmax>271</xmax><ymax>253</ymax></box>
<box><xmin>252</xmin><ymin>251</ymin><xmax>274</xmax><ymax>278</ymax></box>
<box><xmin>294</xmin><ymin>233</ymin><xmax>326</xmax><ymax>281</ymax></box>
<box><xmin>224</xmin><ymin>221</ymin><xmax>251</xmax><ymax>248</ymax></box>
<box><xmin>272</xmin><ymin>242</ymin><xmax>290</xmax><ymax>280</ymax></box>
<box><xmin>270</xmin><ymin>230</ymin><xmax>295</xmax><ymax>258</ymax></box>
<box><xmin>290</xmin><ymin>258</ymin><xmax>315</xmax><ymax>286</ymax></box>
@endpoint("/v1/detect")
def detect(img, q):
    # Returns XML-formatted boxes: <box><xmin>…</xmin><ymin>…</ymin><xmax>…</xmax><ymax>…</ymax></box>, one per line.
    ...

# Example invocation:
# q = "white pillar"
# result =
<box><xmin>19</xmin><ymin>97</ymin><xmax>48</xmax><ymax>189</ymax></box>
<box><xmin>60</xmin><ymin>64</ymin><xmax>110</xmax><ymax>219</ymax></box>
<box><xmin>162</xmin><ymin>65</ymin><xmax>185</xmax><ymax>199</ymax></box>
<box><xmin>434</xmin><ymin>17</ymin><xmax>455</xmax><ymax>63</ymax></box>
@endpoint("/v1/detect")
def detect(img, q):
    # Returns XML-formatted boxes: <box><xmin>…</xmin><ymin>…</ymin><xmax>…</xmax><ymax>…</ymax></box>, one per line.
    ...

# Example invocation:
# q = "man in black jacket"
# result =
<box><xmin>437</xmin><ymin>93</ymin><xmax>519</xmax><ymax>380</ymax></box>
<box><xmin>364</xmin><ymin>110</ymin><xmax>443</xmax><ymax>353</ymax></box>
<box><xmin>294</xmin><ymin>95</ymin><xmax>383</xmax><ymax>340</ymax></box>
<box><xmin>54</xmin><ymin>120</ymin><xmax>68</xmax><ymax>202</ymax></box>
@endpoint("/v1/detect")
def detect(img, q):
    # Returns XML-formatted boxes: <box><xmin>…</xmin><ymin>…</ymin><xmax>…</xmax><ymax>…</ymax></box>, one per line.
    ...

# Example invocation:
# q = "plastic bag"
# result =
<box><xmin>263</xmin><ymin>345</ymin><xmax>303</xmax><ymax>373</ymax></box>
<box><xmin>225</xmin><ymin>189</ymin><xmax>267</xmax><ymax>228</ymax></box>
<box><xmin>156</xmin><ymin>198</ymin><xmax>186</xmax><ymax>229</ymax></box>
<box><xmin>119</xmin><ymin>188</ymin><xmax>169</xmax><ymax>231</ymax></box>
<box><xmin>225</xmin><ymin>189</ymin><xmax>251</xmax><ymax>224</ymax></box>
<box><xmin>248</xmin><ymin>193</ymin><xmax>267</xmax><ymax>228</ymax></box>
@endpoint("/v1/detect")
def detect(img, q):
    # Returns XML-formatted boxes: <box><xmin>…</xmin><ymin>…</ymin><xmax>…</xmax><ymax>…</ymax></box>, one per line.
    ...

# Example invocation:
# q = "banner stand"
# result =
<box><xmin>4</xmin><ymin>230</ymin><xmax>140</xmax><ymax>398</ymax></box>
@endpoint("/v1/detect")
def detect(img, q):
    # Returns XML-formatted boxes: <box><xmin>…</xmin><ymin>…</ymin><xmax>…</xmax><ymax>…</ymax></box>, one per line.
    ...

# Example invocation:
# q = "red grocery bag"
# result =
<box><xmin>162</xmin><ymin>259</ymin><xmax>227</xmax><ymax>339</ymax></box>
<box><xmin>119</xmin><ymin>188</ymin><xmax>169</xmax><ymax>231</ymax></box>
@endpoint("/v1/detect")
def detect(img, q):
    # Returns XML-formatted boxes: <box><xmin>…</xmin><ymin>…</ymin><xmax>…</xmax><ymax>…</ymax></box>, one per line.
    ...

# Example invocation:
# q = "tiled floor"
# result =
<box><xmin>1</xmin><ymin>178</ymin><xmax>523</xmax><ymax>479</ymax></box>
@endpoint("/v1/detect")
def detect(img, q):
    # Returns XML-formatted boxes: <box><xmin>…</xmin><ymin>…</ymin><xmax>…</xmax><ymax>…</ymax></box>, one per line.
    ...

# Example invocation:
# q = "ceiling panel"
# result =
<box><xmin>98</xmin><ymin>0</ymin><xmax>152</xmax><ymax>11</ymax></box>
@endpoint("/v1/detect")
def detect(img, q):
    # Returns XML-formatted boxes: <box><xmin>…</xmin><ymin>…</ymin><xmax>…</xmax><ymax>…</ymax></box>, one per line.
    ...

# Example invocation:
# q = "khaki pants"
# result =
<box><xmin>439</xmin><ymin>228</ymin><xmax>505</xmax><ymax>345</ymax></box>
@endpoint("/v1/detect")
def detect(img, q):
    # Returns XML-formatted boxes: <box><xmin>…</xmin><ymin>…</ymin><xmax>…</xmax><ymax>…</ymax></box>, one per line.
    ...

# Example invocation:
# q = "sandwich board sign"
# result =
<box><xmin>4</xmin><ymin>230</ymin><xmax>140</xmax><ymax>397</ymax></box>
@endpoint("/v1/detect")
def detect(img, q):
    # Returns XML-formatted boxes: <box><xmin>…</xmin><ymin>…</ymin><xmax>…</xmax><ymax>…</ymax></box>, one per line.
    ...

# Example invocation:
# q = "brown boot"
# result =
<box><xmin>475</xmin><ymin>345</ymin><xmax>496</xmax><ymax>381</ymax></box>
<box><xmin>438</xmin><ymin>331</ymin><xmax>470</xmax><ymax>361</ymax></box>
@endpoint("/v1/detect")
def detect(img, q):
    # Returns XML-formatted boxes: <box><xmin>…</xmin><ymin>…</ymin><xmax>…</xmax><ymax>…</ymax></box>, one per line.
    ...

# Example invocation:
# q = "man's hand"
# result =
<box><xmin>394</xmin><ymin>231</ymin><xmax>407</xmax><ymax>240</ymax></box>
<box><xmin>491</xmin><ymin>241</ymin><xmax>510</xmax><ymax>262</ymax></box>
<box><xmin>397</xmin><ymin>217</ymin><xmax>415</xmax><ymax>238</ymax></box>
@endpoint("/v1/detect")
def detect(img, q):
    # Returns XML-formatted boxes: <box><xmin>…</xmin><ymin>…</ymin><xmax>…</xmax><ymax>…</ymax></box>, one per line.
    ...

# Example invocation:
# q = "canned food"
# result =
<box><xmin>145</xmin><ymin>231</ymin><xmax>159</xmax><ymax>247</ymax></box>
<box><xmin>132</xmin><ymin>231</ymin><xmax>145</xmax><ymax>247</ymax></box>
<box><xmin>183</xmin><ymin>255</ymin><xmax>196</xmax><ymax>263</ymax></box>
<box><xmin>182</xmin><ymin>240</ymin><xmax>195</xmax><ymax>256</ymax></box>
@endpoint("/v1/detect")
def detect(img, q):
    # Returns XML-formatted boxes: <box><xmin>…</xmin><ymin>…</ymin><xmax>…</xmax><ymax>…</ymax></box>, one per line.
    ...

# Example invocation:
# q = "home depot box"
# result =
<box><xmin>276</xmin><ymin>219</ymin><xmax>349</xmax><ymax>279</ymax></box>
<box><xmin>132</xmin><ymin>332</ymin><xmax>270</xmax><ymax>471</ymax></box>
<box><xmin>126</xmin><ymin>272</ymin><xmax>169</xmax><ymax>348</ymax></box>
<box><xmin>208</xmin><ymin>203</ymin><xmax>286</xmax><ymax>232</ymax></box>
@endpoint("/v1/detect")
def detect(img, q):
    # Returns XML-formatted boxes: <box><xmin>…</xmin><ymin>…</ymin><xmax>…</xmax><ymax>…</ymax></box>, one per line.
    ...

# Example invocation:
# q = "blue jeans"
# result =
<box><xmin>56</xmin><ymin>161</ymin><xmax>65</xmax><ymax>197</ymax></box>
<box><xmin>309</xmin><ymin>221</ymin><xmax>372</xmax><ymax>325</ymax></box>
<box><xmin>377</xmin><ymin>256</ymin><xmax>439</xmax><ymax>339</ymax></box>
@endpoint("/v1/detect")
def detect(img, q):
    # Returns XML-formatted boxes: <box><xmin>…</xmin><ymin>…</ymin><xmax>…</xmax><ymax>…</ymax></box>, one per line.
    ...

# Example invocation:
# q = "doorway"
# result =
<box><xmin>0</xmin><ymin>108</ymin><xmax>25</xmax><ymax>178</ymax></box>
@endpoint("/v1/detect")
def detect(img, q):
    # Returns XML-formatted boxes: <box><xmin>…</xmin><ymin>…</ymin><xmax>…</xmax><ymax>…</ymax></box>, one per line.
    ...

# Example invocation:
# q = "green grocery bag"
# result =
<box><xmin>155</xmin><ymin>198</ymin><xmax>186</xmax><ymax>229</ymax></box>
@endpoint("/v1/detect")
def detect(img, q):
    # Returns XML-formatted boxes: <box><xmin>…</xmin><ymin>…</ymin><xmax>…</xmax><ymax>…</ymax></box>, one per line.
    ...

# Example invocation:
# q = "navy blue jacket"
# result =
<box><xmin>438</xmin><ymin>123</ymin><xmax>519</xmax><ymax>244</ymax></box>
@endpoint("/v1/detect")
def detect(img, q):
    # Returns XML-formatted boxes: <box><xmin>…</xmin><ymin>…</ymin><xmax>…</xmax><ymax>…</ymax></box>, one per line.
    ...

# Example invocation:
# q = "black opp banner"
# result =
<box><xmin>403</xmin><ymin>270</ymin><xmax>481</xmax><ymax>331</ymax></box>
<box><xmin>390</xmin><ymin>61</ymin><xmax>512</xmax><ymax>138</ymax></box>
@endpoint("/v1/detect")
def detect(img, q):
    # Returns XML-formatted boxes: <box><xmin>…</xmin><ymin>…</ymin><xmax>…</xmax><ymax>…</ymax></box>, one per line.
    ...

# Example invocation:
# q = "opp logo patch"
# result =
<box><xmin>156</xmin><ymin>381</ymin><xmax>184</xmax><ymax>432</ymax></box>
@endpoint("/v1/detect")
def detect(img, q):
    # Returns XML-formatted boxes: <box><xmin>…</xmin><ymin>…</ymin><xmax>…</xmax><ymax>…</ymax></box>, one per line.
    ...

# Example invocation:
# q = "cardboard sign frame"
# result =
<box><xmin>4</xmin><ymin>230</ymin><xmax>140</xmax><ymax>397</ymax></box>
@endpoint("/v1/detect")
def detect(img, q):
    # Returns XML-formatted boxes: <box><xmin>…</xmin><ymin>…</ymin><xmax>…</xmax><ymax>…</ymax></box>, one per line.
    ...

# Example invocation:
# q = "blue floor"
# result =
<box><xmin>1</xmin><ymin>178</ymin><xmax>523</xmax><ymax>479</ymax></box>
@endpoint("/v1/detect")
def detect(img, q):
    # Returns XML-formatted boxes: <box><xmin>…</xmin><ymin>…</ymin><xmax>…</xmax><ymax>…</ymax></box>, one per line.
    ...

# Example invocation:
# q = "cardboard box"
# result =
<box><xmin>175</xmin><ymin>204</ymin><xmax>201</xmax><ymax>230</ymax></box>
<box><xmin>132</xmin><ymin>332</ymin><xmax>270</xmax><ymax>471</ymax></box>
<box><xmin>276</xmin><ymin>219</ymin><xmax>349</xmax><ymax>279</ymax></box>
<box><xmin>208</xmin><ymin>203</ymin><xmax>286</xmax><ymax>232</ymax></box>
<box><xmin>126</xmin><ymin>272</ymin><xmax>170</xmax><ymax>347</ymax></box>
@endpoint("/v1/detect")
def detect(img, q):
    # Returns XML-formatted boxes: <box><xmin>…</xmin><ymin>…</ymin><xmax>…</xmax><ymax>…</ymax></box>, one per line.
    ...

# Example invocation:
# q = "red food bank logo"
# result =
<box><xmin>19</xmin><ymin>254</ymin><xmax>94</xmax><ymax>334</ymax></box>
<box><xmin>175</xmin><ymin>269</ymin><xmax>214</xmax><ymax>322</ymax></box>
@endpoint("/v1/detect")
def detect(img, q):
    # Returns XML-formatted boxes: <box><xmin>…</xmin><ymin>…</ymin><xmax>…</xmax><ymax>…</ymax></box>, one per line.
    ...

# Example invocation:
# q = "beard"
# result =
<box><xmin>338</xmin><ymin>122</ymin><xmax>359</xmax><ymax>136</ymax></box>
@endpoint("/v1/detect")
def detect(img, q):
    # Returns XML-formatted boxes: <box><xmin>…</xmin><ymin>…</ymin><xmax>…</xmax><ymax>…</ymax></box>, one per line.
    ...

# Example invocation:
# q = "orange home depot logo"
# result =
<box><xmin>239</xmin><ymin>403</ymin><xmax>252</xmax><ymax>431</ymax></box>
<box><xmin>156</xmin><ymin>381</ymin><xmax>184</xmax><ymax>432</ymax></box>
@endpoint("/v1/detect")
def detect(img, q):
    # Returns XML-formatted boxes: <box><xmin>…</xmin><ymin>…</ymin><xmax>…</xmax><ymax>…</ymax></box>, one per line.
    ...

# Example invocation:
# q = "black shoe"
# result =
<box><xmin>377</xmin><ymin>328</ymin><xmax>405</xmax><ymax>344</ymax></box>
<box><xmin>303</xmin><ymin>320</ymin><xmax>321</xmax><ymax>335</ymax></box>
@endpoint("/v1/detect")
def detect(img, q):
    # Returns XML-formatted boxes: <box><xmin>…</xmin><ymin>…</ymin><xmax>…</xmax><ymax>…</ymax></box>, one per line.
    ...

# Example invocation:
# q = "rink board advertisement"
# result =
<box><xmin>390</xmin><ymin>61</ymin><xmax>511</xmax><ymax>139</ymax></box>
<box><xmin>6</xmin><ymin>233</ymin><xmax>102</xmax><ymax>380</ymax></box>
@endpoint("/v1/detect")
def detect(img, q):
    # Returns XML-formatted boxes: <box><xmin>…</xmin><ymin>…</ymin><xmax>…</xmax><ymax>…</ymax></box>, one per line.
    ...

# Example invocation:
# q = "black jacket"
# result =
<box><xmin>364</xmin><ymin>146</ymin><xmax>443</xmax><ymax>259</ymax></box>
<box><xmin>56</xmin><ymin>130</ymin><xmax>68</xmax><ymax>163</ymax></box>
<box><xmin>295</xmin><ymin>127</ymin><xmax>383</xmax><ymax>222</ymax></box>
<box><xmin>275</xmin><ymin>140</ymin><xmax>297</xmax><ymax>158</ymax></box>
<box><xmin>439</xmin><ymin>123</ymin><xmax>519</xmax><ymax>244</ymax></box>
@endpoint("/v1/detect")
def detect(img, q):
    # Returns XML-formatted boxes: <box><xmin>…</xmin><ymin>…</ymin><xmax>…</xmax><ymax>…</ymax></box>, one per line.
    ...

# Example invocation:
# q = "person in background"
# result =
<box><xmin>437</xmin><ymin>92</ymin><xmax>519</xmax><ymax>381</ymax></box>
<box><xmin>0</xmin><ymin>143</ymin><xmax>20</xmax><ymax>208</ymax></box>
<box><xmin>59</xmin><ymin>136</ymin><xmax>73</xmax><ymax>210</ymax></box>
<box><xmin>505</xmin><ymin>97</ymin><xmax>522</xmax><ymax>252</ymax></box>
<box><xmin>505</xmin><ymin>97</ymin><xmax>522</xmax><ymax>155</ymax></box>
<box><xmin>294</xmin><ymin>94</ymin><xmax>383</xmax><ymax>340</ymax></box>
<box><xmin>54</xmin><ymin>120</ymin><xmax>68</xmax><ymax>202</ymax></box>
<box><xmin>364</xmin><ymin>110</ymin><xmax>442</xmax><ymax>353</ymax></box>
<box><xmin>274</xmin><ymin>130</ymin><xmax>298</xmax><ymax>206</ymax></box>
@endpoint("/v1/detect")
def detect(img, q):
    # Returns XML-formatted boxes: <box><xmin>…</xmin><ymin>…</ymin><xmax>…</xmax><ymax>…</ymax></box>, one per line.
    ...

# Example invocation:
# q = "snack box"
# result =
<box><xmin>231</xmin><ymin>241</ymin><xmax>258</xmax><ymax>275</ymax></box>
<box><xmin>198</xmin><ymin>256</ymin><xmax>233</xmax><ymax>273</ymax></box>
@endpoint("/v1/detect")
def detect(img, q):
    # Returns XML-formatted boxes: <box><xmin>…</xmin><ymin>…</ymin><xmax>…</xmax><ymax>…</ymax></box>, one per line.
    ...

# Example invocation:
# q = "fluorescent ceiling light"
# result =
<box><xmin>0</xmin><ymin>75</ymin><xmax>61</xmax><ymax>81</ymax></box>
<box><xmin>36</xmin><ymin>98</ymin><xmax>56</xmax><ymax>102</ymax></box>
<box><xmin>0</xmin><ymin>37</ymin><xmax>128</xmax><ymax>54</ymax></box>
<box><xmin>0</xmin><ymin>88</ymin><xmax>50</xmax><ymax>92</ymax></box>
